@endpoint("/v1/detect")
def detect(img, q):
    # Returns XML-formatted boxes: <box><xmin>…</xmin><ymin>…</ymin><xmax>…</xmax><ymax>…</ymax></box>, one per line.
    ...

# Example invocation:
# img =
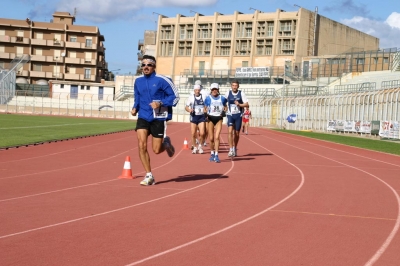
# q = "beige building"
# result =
<box><xmin>0</xmin><ymin>12</ymin><xmax>107</xmax><ymax>84</ymax></box>
<box><xmin>152</xmin><ymin>8</ymin><xmax>379</xmax><ymax>85</ymax></box>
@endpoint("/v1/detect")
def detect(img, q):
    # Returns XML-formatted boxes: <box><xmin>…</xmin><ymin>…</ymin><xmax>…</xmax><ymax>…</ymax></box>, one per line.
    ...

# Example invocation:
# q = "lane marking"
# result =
<box><xmin>270</xmin><ymin>209</ymin><xmax>397</xmax><ymax>221</ymax></box>
<box><xmin>124</xmin><ymin>139</ymin><xmax>305</xmax><ymax>266</ymax></box>
<box><xmin>252</xmin><ymin>128</ymin><xmax>400</xmax><ymax>266</ymax></box>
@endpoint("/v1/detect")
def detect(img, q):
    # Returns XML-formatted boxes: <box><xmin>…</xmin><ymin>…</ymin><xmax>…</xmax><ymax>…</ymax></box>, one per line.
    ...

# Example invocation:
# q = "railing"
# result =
<box><xmin>392</xmin><ymin>49</ymin><xmax>400</xmax><ymax>71</ymax></box>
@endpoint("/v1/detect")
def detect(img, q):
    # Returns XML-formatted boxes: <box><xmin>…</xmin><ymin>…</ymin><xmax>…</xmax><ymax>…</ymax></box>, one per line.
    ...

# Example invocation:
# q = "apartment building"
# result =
<box><xmin>0</xmin><ymin>12</ymin><xmax>107</xmax><ymax>84</ymax></box>
<box><xmin>152</xmin><ymin>8</ymin><xmax>379</xmax><ymax>84</ymax></box>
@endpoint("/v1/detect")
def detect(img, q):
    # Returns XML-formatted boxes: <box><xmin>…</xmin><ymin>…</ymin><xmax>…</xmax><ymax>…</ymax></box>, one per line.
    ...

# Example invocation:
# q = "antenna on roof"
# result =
<box><xmin>73</xmin><ymin>7</ymin><xmax>77</xmax><ymax>22</ymax></box>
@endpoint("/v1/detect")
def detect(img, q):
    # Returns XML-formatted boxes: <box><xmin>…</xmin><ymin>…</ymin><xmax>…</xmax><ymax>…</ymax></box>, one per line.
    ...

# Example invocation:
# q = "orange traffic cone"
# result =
<box><xmin>182</xmin><ymin>138</ymin><xmax>189</xmax><ymax>150</ymax></box>
<box><xmin>118</xmin><ymin>156</ymin><xmax>135</xmax><ymax>179</ymax></box>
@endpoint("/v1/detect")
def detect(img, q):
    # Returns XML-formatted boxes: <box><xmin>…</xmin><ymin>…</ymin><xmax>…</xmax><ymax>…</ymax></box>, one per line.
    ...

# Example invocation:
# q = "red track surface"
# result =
<box><xmin>1</xmin><ymin>123</ymin><xmax>399</xmax><ymax>265</ymax></box>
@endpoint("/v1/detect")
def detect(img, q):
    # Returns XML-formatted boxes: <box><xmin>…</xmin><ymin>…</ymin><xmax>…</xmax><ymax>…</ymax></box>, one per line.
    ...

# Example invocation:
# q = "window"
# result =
<box><xmin>33</xmin><ymin>64</ymin><xmax>42</xmax><ymax>71</ymax></box>
<box><xmin>0</xmin><ymin>62</ymin><xmax>5</xmax><ymax>69</ymax></box>
<box><xmin>242</xmin><ymin>61</ymin><xmax>248</xmax><ymax>67</ymax></box>
<box><xmin>85</xmin><ymin>52</ymin><xmax>92</xmax><ymax>62</ymax></box>
<box><xmin>16</xmin><ymin>47</ymin><xmax>24</xmax><ymax>56</ymax></box>
<box><xmin>383</xmin><ymin>57</ymin><xmax>389</xmax><ymax>63</ymax></box>
<box><xmin>36</xmin><ymin>32</ymin><xmax>43</xmax><ymax>39</ymax></box>
<box><xmin>0</xmin><ymin>46</ymin><xmax>4</xmax><ymax>52</ymax></box>
<box><xmin>17</xmin><ymin>31</ymin><xmax>24</xmax><ymax>37</ymax></box>
<box><xmin>54</xmin><ymin>34</ymin><xmax>61</xmax><ymax>43</ymax></box>
<box><xmin>36</xmin><ymin>48</ymin><xmax>42</xmax><ymax>56</ymax></box>
<box><xmin>85</xmin><ymin>38</ymin><xmax>92</xmax><ymax>48</ymax></box>
<box><xmin>86</xmin><ymin>86</ymin><xmax>90</xmax><ymax>90</ymax></box>
<box><xmin>60</xmin><ymin>84</ymin><xmax>64</xmax><ymax>89</ymax></box>
<box><xmin>221</xmin><ymin>47</ymin><xmax>230</xmax><ymax>56</ymax></box>
<box><xmin>70</xmin><ymin>36</ymin><xmax>77</xmax><ymax>42</ymax></box>
<box><xmin>80</xmin><ymin>85</ymin><xmax>85</xmax><ymax>90</ymax></box>
<box><xmin>356</xmin><ymin>58</ymin><xmax>364</xmax><ymax>65</ymax></box>
<box><xmin>70</xmin><ymin>51</ymin><xmax>76</xmax><ymax>58</ymax></box>
<box><xmin>84</xmin><ymin>68</ymin><xmax>91</xmax><ymax>79</ymax></box>
<box><xmin>0</xmin><ymin>30</ymin><xmax>5</xmax><ymax>36</ymax></box>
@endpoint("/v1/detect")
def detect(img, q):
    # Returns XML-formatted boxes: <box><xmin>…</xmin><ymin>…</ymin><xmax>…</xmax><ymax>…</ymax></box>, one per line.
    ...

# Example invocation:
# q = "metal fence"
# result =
<box><xmin>1</xmin><ymin>88</ymin><xmax>399</xmax><ymax>133</ymax></box>
<box><xmin>0</xmin><ymin>70</ymin><xmax>16</xmax><ymax>104</ymax></box>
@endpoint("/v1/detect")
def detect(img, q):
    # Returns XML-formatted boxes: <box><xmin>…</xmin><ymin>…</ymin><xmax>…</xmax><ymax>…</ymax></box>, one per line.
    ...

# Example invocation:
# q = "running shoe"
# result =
<box><xmin>214</xmin><ymin>155</ymin><xmax>221</xmax><ymax>163</ymax></box>
<box><xmin>140</xmin><ymin>175</ymin><xmax>156</xmax><ymax>186</ymax></box>
<box><xmin>228</xmin><ymin>150</ymin><xmax>235</xmax><ymax>157</ymax></box>
<box><xmin>209</xmin><ymin>154</ymin><xmax>215</xmax><ymax>162</ymax></box>
<box><xmin>196</xmin><ymin>139</ymin><xmax>199</xmax><ymax>144</ymax></box>
<box><xmin>198</xmin><ymin>147</ymin><xmax>204</xmax><ymax>154</ymax></box>
<box><xmin>163</xmin><ymin>136</ymin><xmax>175</xmax><ymax>157</ymax></box>
<box><xmin>192</xmin><ymin>147</ymin><xmax>198</xmax><ymax>154</ymax></box>
<box><xmin>234</xmin><ymin>148</ymin><xmax>237</xmax><ymax>157</ymax></box>
<box><xmin>203</xmin><ymin>142</ymin><xmax>207</xmax><ymax>146</ymax></box>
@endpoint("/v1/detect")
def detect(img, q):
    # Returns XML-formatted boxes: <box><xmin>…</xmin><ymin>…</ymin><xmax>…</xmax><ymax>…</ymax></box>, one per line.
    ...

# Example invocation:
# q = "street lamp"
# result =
<box><xmin>55</xmin><ymin>56</ymin><xmax>59</xmax><ymax>80</ymax></box>
<box><xmin>281</xmin><ymin>60</ymin><xmax>292</xmax><ymax>129</ymax></box>
<box><xmin>55</xmin><ymin>52</ymin><xmax>65</xmax><ymax>81</ymax></box>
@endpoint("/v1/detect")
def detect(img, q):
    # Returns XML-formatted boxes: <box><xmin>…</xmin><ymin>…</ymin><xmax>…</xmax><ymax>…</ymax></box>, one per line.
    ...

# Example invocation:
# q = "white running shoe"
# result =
<box><xmin>192</xmin><ymin>147</ymin><xmax>198</xmax><ymax>154</ymax></box>
<box><xmin>228</xmin><ymin>150</ymin><xmax>235</xmax><ymax>157</ymax></box>
<box><xmin>198</xmin><ymin>147</ymin><xmax>204</xmax><ymax>154</ymax></box>
<box><xmin>203</xmin><ymin>142</ymin><xmax>207</xmax><ymax>146</ymax></box>
<box><xmin>140</xmin><ymin>175</ymin><xmax>155</xmax><ymax>186</ymax></box>
<box><xmin>196</xmin><ymin>139</ymin><xmax>199</xmax><ymax>144</ymax></box>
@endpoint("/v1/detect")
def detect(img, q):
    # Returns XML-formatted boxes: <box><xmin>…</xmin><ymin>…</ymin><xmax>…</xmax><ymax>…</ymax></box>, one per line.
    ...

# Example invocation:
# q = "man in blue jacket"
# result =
<box><xmin>131</xmin><ymin>55</ymin><xmax>180</xmax><ymax>186</ymax></box>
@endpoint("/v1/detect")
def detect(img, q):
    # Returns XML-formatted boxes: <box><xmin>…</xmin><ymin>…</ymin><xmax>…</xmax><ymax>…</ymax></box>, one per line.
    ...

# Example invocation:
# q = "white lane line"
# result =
<box><xmin>254</xmin><ymin>129</ymin><xmax>400</xmax><ymax>266</ymax></box>
<box><xmin>0</xmin><ymin>158</ymin><xmax>235</xmax><ymax>240</ymax></box>
<box><xmin>0</xmin><ymin>121</ymin><xmax>130</xmax><ymax>130</ymax></box>
<box><xmin>124</xmin><ymin>139</ymin><xmax>305</xmax><ymax>266</ymax></box>
<box><xmin>0</xmin><ymin>135</ymin><xmax>132</xmax><ymax>164</ymax></box>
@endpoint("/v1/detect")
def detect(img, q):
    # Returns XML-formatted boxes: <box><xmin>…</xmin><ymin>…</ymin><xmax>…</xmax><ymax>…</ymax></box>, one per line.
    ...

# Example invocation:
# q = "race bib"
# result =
<box><xmin>153</xmin><ymin>106</ymin><xmax>168</xmax><ymax>118</ymax></box>
<box><xmin>194</xmin><ymin>105</ymin><xmax>204</xmax><ymax>115</ymax></box>
<box><xmin>230</xmin><ymin>104</ymin><xmax>240</xmax><ymax>114</ymax></box>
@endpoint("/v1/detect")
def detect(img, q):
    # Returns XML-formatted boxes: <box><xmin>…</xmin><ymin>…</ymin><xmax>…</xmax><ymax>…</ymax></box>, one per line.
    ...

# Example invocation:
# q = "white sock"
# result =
<box><xmin>215</xmin><ymin>152</ymin><xmax>218</xmax><ymax>155</ymax></box>
<box><xmin>146</xmin><ymin>172</ymin><xmax>152</xmax><ymax>177</ymax></box>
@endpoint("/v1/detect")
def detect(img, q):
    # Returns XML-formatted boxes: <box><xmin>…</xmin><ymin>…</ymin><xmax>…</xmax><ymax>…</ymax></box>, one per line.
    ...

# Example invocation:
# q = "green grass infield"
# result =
<box><xmin>274</xmin><ymin>129</ymin><xmax>400</xmax><ymax>156</ymax></box>
<box><xmin>0</xmin><ymin>114</ymin><xmax>136</xmax><ymax>148</ymax></box>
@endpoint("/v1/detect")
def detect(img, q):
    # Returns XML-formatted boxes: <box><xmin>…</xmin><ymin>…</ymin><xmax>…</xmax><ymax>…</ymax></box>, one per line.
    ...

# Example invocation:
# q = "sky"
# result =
<box><xmin>1</xmin><ymin>0</ymin><xmax>399</xmax><ymax>74</ymax></box>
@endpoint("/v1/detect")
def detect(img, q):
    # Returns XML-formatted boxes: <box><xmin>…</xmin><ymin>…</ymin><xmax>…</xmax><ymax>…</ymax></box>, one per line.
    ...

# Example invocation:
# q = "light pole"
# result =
<box><xmin>281</xmin><ymin>60</ymin><xmax>291</xmax><ymax>129</ymax></box>
<box><xmin>55</xmin><ymin>56</ymin><xmax>59</xmax><ymax>80</ymax></box>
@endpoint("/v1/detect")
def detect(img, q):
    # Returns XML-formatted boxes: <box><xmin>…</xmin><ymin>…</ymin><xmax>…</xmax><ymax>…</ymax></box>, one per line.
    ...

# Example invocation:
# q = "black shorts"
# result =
<box><xmin>208</xmin><ymin>115</ymin><xmax>223</xmax><ymax>125</ymax></box>
<box><xmin>135</xmin><ymin>118</ymin><xmax>165</xmax><ymax>138</ymax></box>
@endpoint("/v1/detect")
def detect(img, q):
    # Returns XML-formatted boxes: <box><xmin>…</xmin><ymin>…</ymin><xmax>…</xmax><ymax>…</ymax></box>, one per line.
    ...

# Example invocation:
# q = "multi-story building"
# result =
<box><xmin>0</xmin><ymin>12</ymin><xmax>107</xmax><ymax>84</ymax></box>
<box><xmin>152</xmin><ymin>8</ymin><xmax>379</xmax><ymax>85</ymax></box>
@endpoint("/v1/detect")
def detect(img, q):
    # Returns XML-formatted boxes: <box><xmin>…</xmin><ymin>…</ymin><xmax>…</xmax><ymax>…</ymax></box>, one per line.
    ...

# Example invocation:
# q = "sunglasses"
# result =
<box><xmin>141</xmin><ymin>63</ymin><xmax>154</xmax><ymax>67</ymax></box>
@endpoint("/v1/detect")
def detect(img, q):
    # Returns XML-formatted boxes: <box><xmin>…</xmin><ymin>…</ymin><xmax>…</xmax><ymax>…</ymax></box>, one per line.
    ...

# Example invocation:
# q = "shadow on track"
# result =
<box><xmin>156</xmin><ymin>173</ymin><xmax>229</xmax><ymax>185</ymax></box>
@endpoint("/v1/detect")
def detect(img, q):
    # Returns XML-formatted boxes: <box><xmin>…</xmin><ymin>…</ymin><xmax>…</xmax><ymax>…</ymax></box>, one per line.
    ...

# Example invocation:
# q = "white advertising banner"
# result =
<box><xmin>235</xmin><ymin>67</ymin><xmax>270</xmax><ymax>78</ymax></box>
<box><xmin>327</xmin><ymin>120</ymin><xmax>336</xmax><ymax>131</ymax></box>
<box><xmin>379</xmin><ymin>121</ymin><xmax>400</xmax><ymax>139</ymax></box>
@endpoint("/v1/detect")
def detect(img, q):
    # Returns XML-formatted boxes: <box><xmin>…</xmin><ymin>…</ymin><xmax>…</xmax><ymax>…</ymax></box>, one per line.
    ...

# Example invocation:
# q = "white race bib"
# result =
<box><xmin>230</xmin><ymin>104</ymin><xmax>240</xmax><ymax>114</ymax></box>
<box><xmin>153</xmin><ymin>106</ymin><xmax>168</xmax><ymax>118</ymax></box>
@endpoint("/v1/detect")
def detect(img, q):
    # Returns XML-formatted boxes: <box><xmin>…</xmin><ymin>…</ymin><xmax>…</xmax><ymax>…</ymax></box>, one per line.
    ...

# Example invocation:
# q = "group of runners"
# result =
<box><xmin>185</xmin><ymin>80</ymin><xmax>251</xmax><ymax>161</ymax></box>
<box><xmin>131</xmin><ymin>55</ymin><xmax>251</xmax><ymax>186</ymax></box>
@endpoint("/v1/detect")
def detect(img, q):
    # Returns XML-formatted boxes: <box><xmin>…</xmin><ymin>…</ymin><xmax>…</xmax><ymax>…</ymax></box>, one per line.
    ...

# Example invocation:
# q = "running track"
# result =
<box><xmin>0</xmin><ymin>123</ymin><xmax>399</xmax><ymax>265</ymax></box>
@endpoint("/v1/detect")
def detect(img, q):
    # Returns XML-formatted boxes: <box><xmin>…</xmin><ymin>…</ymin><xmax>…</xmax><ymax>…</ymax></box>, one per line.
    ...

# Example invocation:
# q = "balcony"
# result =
<box><xmin>81</xmin><ymin>74</ymin><xmax>95</xmax><ymax>81</ymax></box>
<box><xmin>64</xmin><ymin>73</ymin><xmax>80</xmax><ymax>80</ymax></box>
<box><xmin>81</xmin><ymin>43</ymin><xmax>96</xmax><ymax>49</ymax></box>
<box><xmin>11</xmin><ymin>36</ymin><xmax>30</xmax><ymax>44</ymax></box>
<box><xmin>31</xmin><ymin>39</ymin><xmax>47</xmax><ymax>46</ymax></box>
<box><xmin>48</xmin><ymin>40</ymin><xmax>65</xmax><ymax>46</ymax></box>
<box><xmin>97</xmin><ymin>60</ymin><xmax>105</xmax><ymax>68</ymax></box>
<box><xmin>46</xmin><ymin>72</ymin><xmax>63</xmax><ymax>79</ymax></box>
<box><xmin>97</xmin><ymin>45</ymin><xmax>105</xmax><ymax>54</ymax></box>
<box><xmin>0</xmin><ymin>35</ymin><xmax>11</xmax><ymax>42</ymax></box>
<box><xmin>30</xmin><ymin>55</ymin><xmax>46</xmax><ymax>61</ymax></box>
<box><xmin>30</xmin><ymin>71</ymin><xmax>47</xmax><ymax>78</ymax></box>
<box><xmin>65</xmin><ymin>57</ymin><xmax>80</xmax><ymax>64</ymax></box>
<box><xmin>65</xmin><ymin>41</ymin><xmax>81</xmax><ymax>48</ymax></box>
<box><xmin>0</xmin><ymin>52</ymin><xmax>15</xmax><ymax>59</ymax></box>
<box><xmin>16</xmin><ymin>70</ymin><xmax>29</xmax><ymax>76</ymax></box>
<box><xmin>81</xmin><ymin>58</ymin><xmax>95</xmax><ymax>65</ymax></box>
